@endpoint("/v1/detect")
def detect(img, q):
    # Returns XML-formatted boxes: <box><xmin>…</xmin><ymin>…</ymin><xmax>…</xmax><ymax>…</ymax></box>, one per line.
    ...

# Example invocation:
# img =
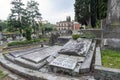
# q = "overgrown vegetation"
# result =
<box><xmin>0</xmin><ymin>70</ymin><xmax>8</xmax><ymax>79</ymax></box>
<box><xmin>25</xmin><ymin>28</ymin><xmax>32</xmax><ymax>40</ymax></box>
<box><xmin>102</xmin><ymin>50</ymin><xmax>120</xmax><ymax>69</ymax></box>
<box><xmin>72</xmin><ymin>34</ymin><xmax>80</xmax><ymax>40</ymax></box>
<box><xmin>8</xmin><ymin>38</ymin><xmax>47</xmax><ymax>46</ymax></box>
<box><xmin>72</xmin><ymin>32</ymin><xmax>95</xmax><ymax>40</ymax></box>
<box><xmin>80</xmin><ymin>32</ymin><xmax>96</xmax><ymax>38</ymax></box>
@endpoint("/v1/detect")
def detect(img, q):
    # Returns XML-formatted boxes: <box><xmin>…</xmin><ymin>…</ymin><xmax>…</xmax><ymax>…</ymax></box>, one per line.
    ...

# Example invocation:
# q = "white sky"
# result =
<box><xmin>0</xmin><ymin>0</ymin><xmax>75</xmax><ymax>24</ymax></box>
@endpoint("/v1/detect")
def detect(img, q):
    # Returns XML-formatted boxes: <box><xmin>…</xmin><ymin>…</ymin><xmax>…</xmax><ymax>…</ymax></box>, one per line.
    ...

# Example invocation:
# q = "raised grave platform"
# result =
<box><xmin>48</xmin><ymin>38</ymin><xmax>96</xmax><ymax>75</ymax></box>
<box><xmin>4</xmin><ymin>45</ymin><xmax>62</xmax><ymax>70</ymax></box>
<box><xmin>0</xmin><ymin>38</ymin><xmax>96</xmax><ymax>79</ymax></box>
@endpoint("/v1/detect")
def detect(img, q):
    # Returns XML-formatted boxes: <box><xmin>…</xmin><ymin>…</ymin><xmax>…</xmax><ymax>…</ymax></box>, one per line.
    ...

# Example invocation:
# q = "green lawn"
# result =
<box><xmin>102</xmin><ymin>50</ymin><xmax>120</xmax><ymax>69</ymax></box>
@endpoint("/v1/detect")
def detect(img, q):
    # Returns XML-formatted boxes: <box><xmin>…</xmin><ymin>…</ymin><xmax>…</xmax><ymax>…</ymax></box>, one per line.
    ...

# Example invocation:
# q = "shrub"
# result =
<box><xmin>8</xmin><ymin>38</ymin><xmax>47</xmax><ymax>46</ymax></box>
<box><xmin>72</xmin><ymin>34</ymin><xmax>80</xmax><ymax>40</ymax></box>
<box><xmin>25</xmin><ymin>28</ymin><xmax>32</xmax><ymax>40</ymax></box>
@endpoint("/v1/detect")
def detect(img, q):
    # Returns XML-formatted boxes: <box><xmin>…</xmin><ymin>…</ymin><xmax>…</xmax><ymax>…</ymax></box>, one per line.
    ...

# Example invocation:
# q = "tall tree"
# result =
<box><xmin>8</xmin><ymin>0</ymin><xmax>24</xmax><ymax>35</ymax></box>
<box><xmin>97</xmin><ymin>0</ymin><xmax>108</xmax><ymax>20</ymax></box>
<box><xmin>74</xmin><ymin>0</ymin><xmax>108</xmax><ymax>28</ymax></box>
<box><xmin>26</xmin><ymin>0</ymin><xmax>41</xmax><ymax>34</ymax></box>
<box><xmin>66</xmin><ymin>16</ymin><xmax>71</xmax><ymax>22</ymax></box>
<box><xmin>0</xmin><ymin>20</ymin><xmax>8</xmax><ymax>32</ymax></box>
<box><xmin>90</xmin><ymin>0</ymin><xmax>97</xmax><ymax>28</ymax></box>
<box><xmin>74</xmin><ymin>0</ymin><xmax>90</xmax><ymax>26</ymax></box>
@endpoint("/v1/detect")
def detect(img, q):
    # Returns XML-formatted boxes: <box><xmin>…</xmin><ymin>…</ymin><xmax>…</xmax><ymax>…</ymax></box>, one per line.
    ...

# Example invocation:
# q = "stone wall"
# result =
<box><xmin>79</xmin><ymin>29</ymin><xmax>102</xmax><ymax>38</ymax></box>
<box><xmin>103</xmin><ymin>25</ymin><xmax>120</xmax><ymax>38</ymax></box>
<box><xmin>95</xmin><ymin>66</ymin><xmax>120</xmax><ymax>80</ymax></box>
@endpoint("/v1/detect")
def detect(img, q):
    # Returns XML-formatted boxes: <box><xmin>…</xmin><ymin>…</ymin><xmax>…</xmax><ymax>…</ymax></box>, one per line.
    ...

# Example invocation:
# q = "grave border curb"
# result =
<box><xmin>94</xmin><ymin>46</ymin><xmax>120</xmax><ymax>80</ymax></box>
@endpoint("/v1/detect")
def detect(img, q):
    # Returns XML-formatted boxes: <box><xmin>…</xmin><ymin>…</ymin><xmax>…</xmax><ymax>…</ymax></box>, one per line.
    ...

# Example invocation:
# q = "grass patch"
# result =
<box><xmin>102</xmin><ymin>50</ymin><xmax>120</xmax><ymax>69</ymax></box>
<box><xmin>8</xmin><ymin>38</ymin><xmax>48</xmax><ymax>47</ymax></box>
<box><xmin>0</xmin><ymin>70</ymin><xmax>8</xmax><ymax>79</ymax></box>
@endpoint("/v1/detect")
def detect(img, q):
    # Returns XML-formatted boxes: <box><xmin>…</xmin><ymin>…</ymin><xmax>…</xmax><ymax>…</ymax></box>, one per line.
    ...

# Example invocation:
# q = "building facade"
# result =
<box><xmin>56</xmin><ymin>21</ymin><xmax>80</xmax><ymax>31</ymax></box>
<box><xmin>73</xmin><ymin>22</ymin><xmax>81</xmax><ymax>30</ymax></box>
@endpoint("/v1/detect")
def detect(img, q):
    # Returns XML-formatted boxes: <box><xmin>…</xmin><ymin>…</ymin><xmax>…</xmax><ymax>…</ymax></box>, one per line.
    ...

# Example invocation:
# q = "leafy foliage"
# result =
<box><xmin>25</xmin><ymin>28</ymin><xmax>32</xmax><ymax>40</ymax></box>
<box><xmin>0</xmin><ymin>20</ymin><xmax>8</xmax><ymax>32</ymax></box>
<box><xmin>0</xmin><ymin>70</ymin><xmax>8</xmax><ymax>80</ymax></box>
<box><xmin>74</xmin><ymin>0</ymin><xmax>90</xmax><ymax>25</ymax></box>
<box><xmin>7</xmin><ymin>0</ymin><xmax>42</xmax><ymax>40</ymax></box>
<box><xmin>74</xmin><ymin>0</ymin><xmax>108</xmax><ymax>28</ymax></box>
<box><xmin>26</xmin><ymin>0</ymin><xmax>41</xmax><ymax>33</ymax></box>
<box><xmin>66</xmin><ymin>16</ymin><xmax>71</xmax><ymax>22</ymax></box>
<box><xmin>80</xmin><ymin>32</ymin><xmax>95</xmax><ymax>39</ymax></box>
<box><xmin>8</xmin><ymin>0</ymin><xmax>24</xmax><ymax>34</ymax></box>
<box><xmin>8</xmin><ymin>38</ymin><xmax>47</xmax><ymax>46</ymax></box>
<box><xmin>97</xmin><ymin>0</ymin><xmax>108</xmax><ymax>20</ymax></box>
<box><xmin>90</xmin><ymin>0</ymin><xmax>97</xmax><ymax>28</ymax></box>
<box><xmin>40</xmin><ymin>23</ymin><xmax>54</xmax><ymax>35</ymax></box>
<box><xmin>72</xmin><ymin>34</ymin><xmax>80</xmax><ymax>40</ymax></box>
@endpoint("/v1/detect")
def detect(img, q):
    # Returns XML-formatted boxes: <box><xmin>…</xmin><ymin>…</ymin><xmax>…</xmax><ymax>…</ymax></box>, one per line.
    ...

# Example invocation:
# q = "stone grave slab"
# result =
<box><xmin>59</xmin><ymin>38</ymin><xmax>92</xmax><ymax>56</ymax></box>
<box><xmin>22</xmin><ymin>46</ymin><xmax>62</xmax><ymax>63</ymax></box>
<box><xmin>49</xmin><ymin>55</ymin><xmax>78</xmax><ymax>70</ymax></box>
<box><xmin>10</xmin><ymin>46</ymin><xmax>47</xmax><ymax>58</ymax></box>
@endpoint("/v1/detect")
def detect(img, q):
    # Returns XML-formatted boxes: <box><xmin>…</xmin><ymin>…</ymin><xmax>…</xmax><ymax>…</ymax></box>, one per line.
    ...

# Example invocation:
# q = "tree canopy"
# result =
<box><xmin>66</xmin><ymin>16</ymin><xmax>71</xmax><ymax>22</ymax></box>
<box><xmin>74</xmin><ymin>0</ymin><xmax>108</xmax><ymax>28</ymax></box>
<box><xmin>8</xmin><ymin>0</ymin><xmax>42</xmax><ymax>40</ymax></box>
<box><xmin>8</xmin><ymin>0</ymin><xmax>24</xmax><ymax>34</ymax></box>
<box><xmin>26</xmin><ymin>0</ymin><xmax>42</xmax><ymax>33</ymax></box>
<box><xmin>74</xmin><ymin>0</ymin><xmax>90</xmax><ymax>26</ymax></box>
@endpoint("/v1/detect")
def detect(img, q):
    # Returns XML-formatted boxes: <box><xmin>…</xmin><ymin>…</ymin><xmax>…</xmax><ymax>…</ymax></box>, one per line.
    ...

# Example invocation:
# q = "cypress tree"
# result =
<box><xmin>74</xmin><ymin>0</ymin><xmax>90</xmax><ymax>26</ymax></box>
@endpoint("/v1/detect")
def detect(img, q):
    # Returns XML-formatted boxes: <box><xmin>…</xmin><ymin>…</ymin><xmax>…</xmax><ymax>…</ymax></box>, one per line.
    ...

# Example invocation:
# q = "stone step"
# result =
<box><xmin>15</xmin><ymin>57</ymin><xmax>47</xmax><ymax>70</ymax></box>
<box><xmin>4</xmin><ymin>54</ymin><xmax>15</xmax><ymax>63</ymax></box>
<box><xmin>4</xmin><ymin>54</ymin><xmax>47</xmax><ymax>70</ymax></box>
<box><xmin>0</xmin><ymin>54</ymin><xmax>80</xmax><ymax>80</ymax></box>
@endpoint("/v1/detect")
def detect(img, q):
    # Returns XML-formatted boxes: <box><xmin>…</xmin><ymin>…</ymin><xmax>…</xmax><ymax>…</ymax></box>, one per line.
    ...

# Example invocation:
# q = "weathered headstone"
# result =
<box><xmin>49</xmin><ymin>55</ymin><xmax>78</xmax><ymax>70</ymax></box>
<box><xmin>59</xmin><ymin>38</ymin><xmax>92</xmax><ymax>56</ymax></box>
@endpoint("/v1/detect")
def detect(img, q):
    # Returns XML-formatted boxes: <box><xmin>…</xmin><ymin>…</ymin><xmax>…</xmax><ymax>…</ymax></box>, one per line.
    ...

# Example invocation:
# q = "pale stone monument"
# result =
<box><xmin>103</xmin><ymin>0</ymin><xmax>120</xmax><ymax>49</ymax></box>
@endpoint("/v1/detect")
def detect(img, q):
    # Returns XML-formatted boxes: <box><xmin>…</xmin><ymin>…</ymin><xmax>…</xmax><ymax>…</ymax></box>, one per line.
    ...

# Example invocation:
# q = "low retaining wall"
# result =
<box><xmin>94</xmin><ymin>47</ymin><xmax>120</xmax><ymax>80</ymax></box>
<box><xmin>103</xmin><ymin>25</ymin><xmax>120</xmax><ymax>38</ymax></box>
<box><xmin>79</xmin><ymin>29</ymin><xmax>102</xmax><ymax>38</ymax></box>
